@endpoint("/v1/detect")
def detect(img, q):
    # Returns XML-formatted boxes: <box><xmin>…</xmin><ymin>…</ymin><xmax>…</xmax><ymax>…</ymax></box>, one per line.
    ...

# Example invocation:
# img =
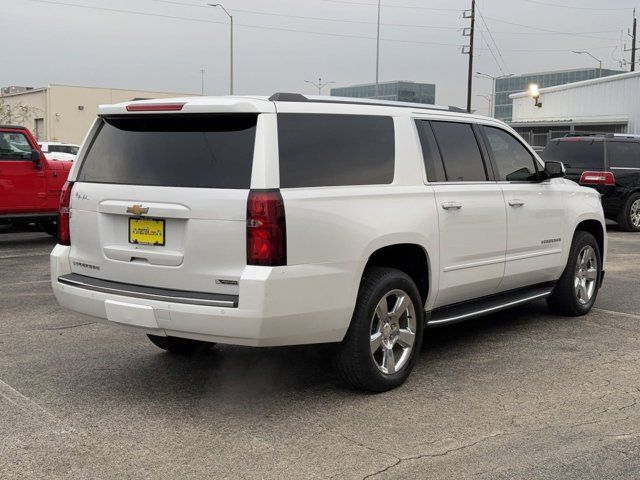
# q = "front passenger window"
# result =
<box><xmin>484</xmin><ymin>126</ymin><xmax>538</xmax><ymax>182</ymax></box>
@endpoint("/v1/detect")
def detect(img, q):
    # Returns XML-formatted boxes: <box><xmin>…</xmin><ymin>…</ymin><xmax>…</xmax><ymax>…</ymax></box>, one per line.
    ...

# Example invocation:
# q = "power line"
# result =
<box><xmin>20</xmin><ymin>0</ymin><xmax>619</xmax><ymax>54</ymax></box>
<box><xmin>478</xmin><ymin>30</ymin><xmax>504</xmax><ymax>74</ymax></box>
<box><xmin>521</xmin><ymin>0</ymin><xmax>634</xmax><ymax>12</ymax></box>
<box><xmin>321</xmin><ymin>0</ymin><xmax>463</xmax><ymax>11</ymax></box>
<box><xmin>475</xmin><ymin>5</ymin><xmax>508</xmax><ymax>73</ymax></box>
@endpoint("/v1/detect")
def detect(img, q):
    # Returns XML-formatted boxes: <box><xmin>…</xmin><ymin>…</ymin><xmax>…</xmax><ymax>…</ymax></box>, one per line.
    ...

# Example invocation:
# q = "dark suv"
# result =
<box><xmin>542</xmin><ymin>134</ymin><xmax>640</xmax><ymax>231</ymax></box>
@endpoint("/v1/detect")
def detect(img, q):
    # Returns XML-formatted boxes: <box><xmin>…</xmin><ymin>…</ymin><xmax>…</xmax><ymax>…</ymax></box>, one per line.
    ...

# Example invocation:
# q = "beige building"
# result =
<box><xmin>0</xmin><ymin>84</ymin><xmax>196</xmax><ymax>144</ymax></box>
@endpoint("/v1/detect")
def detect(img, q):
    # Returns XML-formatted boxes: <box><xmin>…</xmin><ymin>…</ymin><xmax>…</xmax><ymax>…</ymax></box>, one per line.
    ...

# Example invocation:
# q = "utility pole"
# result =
<box><xmin>464</xmin><ymin>0</ymin><xmax>475</xmax><ymax>113</ymax></box>
<box><xmin>375</xmin><ymin>0</ymin><xmax>381</xmax><ymax>97</ymax></box>
<box><xmin>200</xmin><ymin>69</ymin><xmax>205</xmax><ymax>95</ymax></box>
<box><xmin>632</xmin><ymin>9</ymin><xmax>637</xmax><ymax>72</ymax></box>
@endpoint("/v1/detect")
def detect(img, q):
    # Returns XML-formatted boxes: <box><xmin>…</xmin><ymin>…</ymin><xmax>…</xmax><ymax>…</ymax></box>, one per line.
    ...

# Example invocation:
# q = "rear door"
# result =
<box><xmin>418</xmin><ymin>120</ymin><xmax>507</xmax><ymax>308</ymax></box>
<box><xmin>0</xmin><ymin>129</ymin><xmax>46</xmax><ymax>214</ymax></box>
<box><xmin>606</xmin><ymin>140</ymin><xmax>640</xmax><ymax>211</ymax></box>
<box><xmin>69</xmin><ymin>113</ymin><xmax>260</xmax><ymax>296</ymax></box>
<box><xmin>481</xmin><ymin>126</ymin><xmax>565</xmax><ymax>290</ymax></box>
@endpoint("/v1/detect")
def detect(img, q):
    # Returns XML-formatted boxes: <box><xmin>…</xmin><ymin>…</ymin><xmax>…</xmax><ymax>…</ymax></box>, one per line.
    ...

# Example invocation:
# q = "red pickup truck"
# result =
<box><xmin>0</xmin><ymin>125</ymin><xmax>72</xmax><ymax>236</ymax></box>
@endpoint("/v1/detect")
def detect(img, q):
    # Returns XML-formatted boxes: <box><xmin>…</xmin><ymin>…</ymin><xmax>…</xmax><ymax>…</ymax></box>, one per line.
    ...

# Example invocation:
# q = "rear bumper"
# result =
<box><xmin>51</xmin><ymin>245</ymin><xmax>358</xmax><ymax>347</ymax></box>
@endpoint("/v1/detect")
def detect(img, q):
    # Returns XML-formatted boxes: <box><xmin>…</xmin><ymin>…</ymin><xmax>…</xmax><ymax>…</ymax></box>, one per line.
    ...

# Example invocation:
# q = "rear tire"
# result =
<box><xmin>617</xmin><ymin>193</ymin><xmax>640</xmax><ymax>232</ymax></box>
<box><xmin>336</xmin><ymin>267</ymin><xmax>424</xmax><ymax>392</ymax></box>
<box><xmin>147</xmin><ymin>335</ymin><xmax>214</xmax><ymax>356</ymax></box>
<box><xmin>38</xmin><ymin>217</ymin><xmax>58</xmax><ymax>238</ymax></box>
<box><xmin>547</xmin><ymin>231</ymin><xmax>601</xmax><ymax>317</ymax></box>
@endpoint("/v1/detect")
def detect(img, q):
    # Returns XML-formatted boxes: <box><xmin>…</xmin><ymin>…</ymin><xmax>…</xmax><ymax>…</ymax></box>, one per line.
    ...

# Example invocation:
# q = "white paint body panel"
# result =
<box><xmin>51</xmin><ymin>95</ymin><xmax>607</xmax><ymax>347</ymax></box>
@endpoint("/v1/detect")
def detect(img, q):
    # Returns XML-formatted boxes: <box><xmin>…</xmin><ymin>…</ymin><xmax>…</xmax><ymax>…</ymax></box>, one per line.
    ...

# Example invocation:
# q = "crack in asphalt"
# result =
<box><xmin>0</xmin><ymin>322</ymin><xmax>96</xmax><ymax>337</ymax></box>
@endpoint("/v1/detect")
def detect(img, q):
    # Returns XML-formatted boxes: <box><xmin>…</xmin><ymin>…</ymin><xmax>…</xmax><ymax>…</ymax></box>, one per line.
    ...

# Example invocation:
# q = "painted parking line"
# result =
<box><xmin>594</xmin><ymin>308</ymin><xmax>640</xmax><ymax>321</ymax></box>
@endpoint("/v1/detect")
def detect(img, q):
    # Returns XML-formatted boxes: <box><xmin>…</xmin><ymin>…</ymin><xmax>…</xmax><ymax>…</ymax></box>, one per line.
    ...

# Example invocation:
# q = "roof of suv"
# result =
<box><xmin>98</xmin><ymin>93</ymin><xmax>505</xmax><ymax>127</ymax></box>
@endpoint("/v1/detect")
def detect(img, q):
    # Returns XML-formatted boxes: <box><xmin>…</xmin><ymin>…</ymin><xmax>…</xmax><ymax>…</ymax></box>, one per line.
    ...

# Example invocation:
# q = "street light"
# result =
<box><xmin>375</xmin><ymin>0</ymin><xmax>381</xmax><ymax>97</ymax></box>
<box><xmin>475</xmin><ymin>72</ymin><xmax>513</xmax><ymax>118</ymax></box>
<box><xmin>572</xmin><ymin>50</ymin><xmax>602</xmax><ymax>78</ymax></box>
<box><xmin>304</xmin><ymin>77</ymin><xmax>336</xmax><ymax>96</ymax></box>
<box><xmin>529</xmin><ymin>83</ymin><xmax>542</xmax><ymax>108</ymax></box>
<box><xmin>208</xmin><ymin>3</ymin><xmax>234</xmax><ymax>95</ymax></box>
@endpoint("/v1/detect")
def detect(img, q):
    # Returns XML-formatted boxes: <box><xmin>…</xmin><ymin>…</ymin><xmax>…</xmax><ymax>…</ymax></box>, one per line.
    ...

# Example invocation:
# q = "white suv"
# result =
<box><xmin>51</xmin><ymin>93</ymin><xmax>607</xmax><ymax>391</ymax></box>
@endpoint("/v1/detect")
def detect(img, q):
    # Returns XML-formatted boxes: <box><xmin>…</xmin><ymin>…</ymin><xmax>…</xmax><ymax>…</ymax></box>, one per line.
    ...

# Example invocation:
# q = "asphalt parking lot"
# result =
<box><xmin>1</xmin><ymin>226</ymin><xmax>639</xmax><ymax>479</ymax></box>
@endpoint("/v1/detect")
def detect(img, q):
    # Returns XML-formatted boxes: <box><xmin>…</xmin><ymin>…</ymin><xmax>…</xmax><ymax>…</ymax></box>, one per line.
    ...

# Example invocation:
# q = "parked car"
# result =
<box><xmin>50</xmin><ymin>94</ymin><xmax>607</xmax><ymax>391</ymax></box>
<box><xmin>542</xmin><ymin>134</ymin><xmax>640</xmax><ymax>231</ymax></box>
<box><xmin>1</xmin><ymin>125</ymin><xmax>72</xmax><ymax>236</ymax></box>
<box><xmin>38</xmin><ymin>141</ymin><xmax>80</xmax><ymax>162</ymax></box>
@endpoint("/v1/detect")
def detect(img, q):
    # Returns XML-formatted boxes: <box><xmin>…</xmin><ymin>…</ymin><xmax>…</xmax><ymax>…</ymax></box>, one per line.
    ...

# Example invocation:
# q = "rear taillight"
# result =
<box><xmin>246</xmin><ymin>189</ymin><xmax>286</xmax><ymax>266</ymax></box>
<box><xmin>579</xmin><ymin>171</ymin><xmax>615</xmax><ymax>186</ymax></box>
<box><xmin>125</xmin><ymin>103</ymin><xmax>185</xmax><ymax>112</ymax></box>
<box><xmin>58</xmin><ymin>181</ymin><xmax>74</xmax><ymax>245</ymax></box>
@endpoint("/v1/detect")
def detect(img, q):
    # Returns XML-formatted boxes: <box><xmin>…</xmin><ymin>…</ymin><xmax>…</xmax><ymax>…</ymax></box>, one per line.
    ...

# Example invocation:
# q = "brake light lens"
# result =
<box><xmin>247</xmin><ymin>190</ymin><xmax>286</xmax><ymax>266</ymax></box>
<box><xmin>58</xmin><ymin>181</ymin><xmax>74</xmax><ymax>245</ymax></box>
<box><xmin>579</xmin><ymin>171</ymin><xmax>615</xmax><ymax>186</ymax></box>
<box><xmin>125</xmin><ymin>103</ymin><xmax>185</xmax><ymax>112</ymax></box>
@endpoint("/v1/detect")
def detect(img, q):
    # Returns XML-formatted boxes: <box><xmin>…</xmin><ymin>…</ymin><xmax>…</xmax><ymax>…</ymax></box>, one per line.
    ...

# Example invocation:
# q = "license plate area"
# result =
<box><xmin>129</xmin><ymin>218</ymin><xmax>165</xmax><ymax>246</ymax></box>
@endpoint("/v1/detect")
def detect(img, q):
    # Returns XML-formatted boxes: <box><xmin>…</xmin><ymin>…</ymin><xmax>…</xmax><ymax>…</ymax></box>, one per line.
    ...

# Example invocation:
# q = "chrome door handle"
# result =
<box><xmin>441</xmin><ymin>202</ymin><xmax>462</xmax><ymax>210</ymax></box>
<box><xmin>508</xmin><ymin>199</ymin><xmax>525</xmax><ymax>207</ymax></box>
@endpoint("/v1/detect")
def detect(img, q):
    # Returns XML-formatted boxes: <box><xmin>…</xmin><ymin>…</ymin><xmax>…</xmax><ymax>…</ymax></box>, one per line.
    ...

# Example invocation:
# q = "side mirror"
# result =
<box><xmin>31</xmin><ymin>150</ymin><xmax>42</xmax><ymax>170</ymax></box>
<box><xmin>544</xmin><ymin>161</ymin><xmax>565</xmax><ymax>179</ymax></box>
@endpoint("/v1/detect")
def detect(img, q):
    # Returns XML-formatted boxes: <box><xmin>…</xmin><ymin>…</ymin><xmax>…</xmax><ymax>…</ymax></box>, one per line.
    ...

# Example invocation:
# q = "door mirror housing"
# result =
<box><xmin>31</xmin><ymin>150</ymin><xmax>42</xmax><ymax>170</ymax></box>
<box><xmin>543</xmin><ymin>161</ymin><xmax>565</xmax><ymax>180</ymax></box>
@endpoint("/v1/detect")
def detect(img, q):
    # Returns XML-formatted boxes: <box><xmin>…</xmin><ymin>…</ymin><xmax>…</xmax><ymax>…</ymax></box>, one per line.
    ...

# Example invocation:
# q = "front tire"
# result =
<box><xmin>547</xmin><ymin>231</ymin><xmax>601</xmax><ymax>316</ymax></box>
<box><xmin>336</xmin><ymin>268</ymin><xmax>424</xmax><ymax>392</ymax></box>
<box><xmin>617</xmin><ymin>193</ymin><xmax>640</xmax><ymax>232</ymax></box>
<box><xmin>147</xmin><ymin>335</ymin><xmax>214</xmax><ymax>356</ymax></box>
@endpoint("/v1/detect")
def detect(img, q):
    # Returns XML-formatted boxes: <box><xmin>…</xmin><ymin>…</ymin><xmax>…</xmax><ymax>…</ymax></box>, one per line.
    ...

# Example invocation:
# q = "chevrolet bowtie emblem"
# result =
<box><xmin>126</xmin><ymin>204</ymin><xmax>149</xmax><ymax>216</ymax></box>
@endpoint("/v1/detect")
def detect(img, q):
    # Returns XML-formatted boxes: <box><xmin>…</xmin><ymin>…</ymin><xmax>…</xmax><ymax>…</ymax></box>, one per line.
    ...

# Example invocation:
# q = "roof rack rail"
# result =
<box><xmin>563</xmin><ymin>132</ymin><xmax>613</xmax><ymax>138</ymax></box>
<box><xmin>268</xmin><ymin>92</ymin><xmax>468</xmax><ymax>113</ymax></box>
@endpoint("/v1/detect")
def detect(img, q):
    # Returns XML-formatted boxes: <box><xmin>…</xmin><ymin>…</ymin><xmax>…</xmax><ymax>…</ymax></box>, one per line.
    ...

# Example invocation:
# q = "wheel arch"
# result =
<box><xmin>361</xmin><ymin>243</ymin><xmax>431</xmax><ymax>308</ymax></box>
<box><xmin>574</xmin><ymin>219</ymin><xmax>605</xmax><ymax>260</ymax></box>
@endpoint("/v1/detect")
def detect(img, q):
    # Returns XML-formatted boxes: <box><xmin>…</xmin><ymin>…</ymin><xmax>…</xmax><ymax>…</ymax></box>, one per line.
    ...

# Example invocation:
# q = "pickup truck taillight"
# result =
<box><xmin>58</xmin><ymin>181</ymin><xmax>74</xmax><ymax>245</ymax></box>
<box><xmin>579</xmin><ymin>171</ymin><xmax>615</xmax><ymax>186</ymax></box>
<box><xmin>246</xmin><ymin>189</ymin><xmax>286</xmax><ymax>266</ymax></box>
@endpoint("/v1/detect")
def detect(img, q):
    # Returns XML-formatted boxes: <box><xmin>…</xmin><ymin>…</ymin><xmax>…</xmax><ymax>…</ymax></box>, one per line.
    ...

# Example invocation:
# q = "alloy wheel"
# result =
<box><xmin>574</xmin><ymin>245</ymin><xmax>598</xmax><ymax>305</ymax></box>
<box><xmin>369</xmin><ymin>289</ymin><xmax>417</xmax><ymax>375</ymax></box>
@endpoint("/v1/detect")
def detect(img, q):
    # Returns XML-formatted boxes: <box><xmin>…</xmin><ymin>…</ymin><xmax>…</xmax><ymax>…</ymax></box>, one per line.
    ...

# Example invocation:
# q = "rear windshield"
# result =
<box><xmin>541</xmin><ymin>140</ymin><xmax>604</xmax><ymax>170</ymax></box>
<box><xmin>77</xmin><ymin>114</ymin><xmax>257</xmax><ymax>188</ymax></box>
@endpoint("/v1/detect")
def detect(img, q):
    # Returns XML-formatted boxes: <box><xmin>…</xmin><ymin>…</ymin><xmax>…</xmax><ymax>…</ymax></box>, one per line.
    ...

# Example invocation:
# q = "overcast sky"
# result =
<box><xmin>1</xmin><ymin>0</ymin><xmax>637</xmax><ymax>114</ymax></box>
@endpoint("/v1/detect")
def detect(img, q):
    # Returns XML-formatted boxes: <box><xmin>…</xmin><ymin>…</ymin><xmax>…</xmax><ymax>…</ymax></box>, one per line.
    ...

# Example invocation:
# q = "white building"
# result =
<box><xmin>509</xmin><ymin>71</ymin><xmax>640</xmax><ymax>146</ymax></box>
<box><xmin>0</xmin><ymin>84</ymin><xmax>195</xmax><ymax>144</ymax></box>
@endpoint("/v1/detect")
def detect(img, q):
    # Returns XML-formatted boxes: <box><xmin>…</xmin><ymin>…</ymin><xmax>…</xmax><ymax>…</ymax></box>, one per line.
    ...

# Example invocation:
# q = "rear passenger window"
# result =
<box><xmin>430</xmin><ymin>121</ymin><xmax>487</xmax><ymax>182</ymax></box>
<box><xmin>278</xmin><ymin>114</ymin><xmax>394</xmax><ymax>188</ymax></box>
<box><xmin>484</xmin><ymin>126</ymin><xmax>538</xmax><ymax>182</ymax></box>
<box><xmin>415</xmin><ymin>120</ymin><xmax>446</xmax><ymax>182</ymax></box>
<box><xmin>607</xmin><ymin>141</ymin><xmax>640</xmax><ymax>168</ymax></box>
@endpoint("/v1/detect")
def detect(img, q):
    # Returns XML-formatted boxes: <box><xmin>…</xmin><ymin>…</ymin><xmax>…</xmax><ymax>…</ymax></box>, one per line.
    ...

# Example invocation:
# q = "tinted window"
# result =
<box><xmin>278</xmin><ymin>114</ymin><xmax>394</xmax><ymax>188</ymax></box>
<box><xmin>607</xmin><ymin>141</ymin><xmax>640</xmax><ymax>168</ymax></box>
<box><xmin>0</xmin><ymin>132</ymin><xmax>32</xmax><ymax>160</ymax></box>
<box><xmin>49</xmin><ymin>145</ymin><xmax>79</xmax><ymax>155</ymax></box>
<box><xmin>431</xmin><ymin>121</ymin><xmax>487</xmax><ymax>182</ymax></box>
<box><xmin>415</xmin><ymin>120</ymin><xmax>445</xmax><ymax>182</ymax></box>
<box><xmin>484</xmin><ymin>126</ymin><xmax>538</xmax><ymax>181</ymax></box>
<box><xmin>78</xmin><ymin>114</ymin><xmax>257</xmax><ymax>188</ymax></box>
<box><xmin>541</xmin><ymin>140</ymin><xmax>604</xmax><ymax>170</ymax></box>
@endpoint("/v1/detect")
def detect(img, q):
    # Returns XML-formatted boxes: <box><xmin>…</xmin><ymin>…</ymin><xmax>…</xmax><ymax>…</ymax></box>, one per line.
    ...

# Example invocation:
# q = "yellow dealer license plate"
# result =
<box><xmin>129</xmin><ymin>218</ymin><xmax>165</xmax><ymax>246</ymax></box>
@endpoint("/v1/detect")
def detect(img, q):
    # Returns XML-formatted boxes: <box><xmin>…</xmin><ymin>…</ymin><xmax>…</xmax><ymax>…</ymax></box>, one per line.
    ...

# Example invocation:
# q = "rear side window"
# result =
<box><xmin>430</xmin><ymin>121</ymin><xmax>487</xmax><ymax>182</ymax></box>
<box><xmin>541</xmin><ymin>140</ymin><xmax>604</xmax><ymax>170</ymax></box>
<box><xmin>415</xmin><ymin>120</ymin><xmax>446</xmax><ymax>182</ymax></box>
<box><xmin>278</xmin><ymin>114</ymin><xmax>394</xmax><ymax>188</ymax></box>
<box><xmin>607</xmin><ymin>141</ymin><xmax>640</xmax><ymax>168</ymax></box>
<box><xmin>483</xmin><ymin>126</ymin><xmax>538</xmax><ymax>182</ymax></box>
<box><xmin>77</xmin><ymin>114</ymin><xmax>257</xmax><ymax>188</ymax></box>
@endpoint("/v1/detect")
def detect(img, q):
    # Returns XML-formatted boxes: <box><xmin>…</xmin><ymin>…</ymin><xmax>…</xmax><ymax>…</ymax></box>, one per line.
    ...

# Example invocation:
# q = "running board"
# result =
<box><xmin>426</xmin><ymin>284</ymin><xmax>554</xmax><ymax>327</ymax></box>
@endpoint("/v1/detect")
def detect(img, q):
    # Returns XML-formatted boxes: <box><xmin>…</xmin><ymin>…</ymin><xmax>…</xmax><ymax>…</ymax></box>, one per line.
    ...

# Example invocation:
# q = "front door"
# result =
<box><xmin>481</xmin><ymin>125</ymin><xmax>565</xmax><ymax>290</ymax></box>
<box><xmin>0</xmin><ymin>130</ymin><xmax>45</xmax><ymax>214</ymax></box>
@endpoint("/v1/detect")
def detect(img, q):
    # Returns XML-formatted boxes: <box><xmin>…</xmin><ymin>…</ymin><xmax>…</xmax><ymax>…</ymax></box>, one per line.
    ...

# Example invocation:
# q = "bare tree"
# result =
<box><xmin>0</xmin><ymin>98</ymin><xmax>41</xmax><ymax>125</ymax></box>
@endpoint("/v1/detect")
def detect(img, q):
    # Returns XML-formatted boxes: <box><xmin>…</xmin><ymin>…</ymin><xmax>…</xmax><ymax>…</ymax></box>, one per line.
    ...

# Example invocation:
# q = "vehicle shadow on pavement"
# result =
<box><xmin>68</xmin><ymin>301</ymin><xmax>560</xmax><ymax>404</ymax></box>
